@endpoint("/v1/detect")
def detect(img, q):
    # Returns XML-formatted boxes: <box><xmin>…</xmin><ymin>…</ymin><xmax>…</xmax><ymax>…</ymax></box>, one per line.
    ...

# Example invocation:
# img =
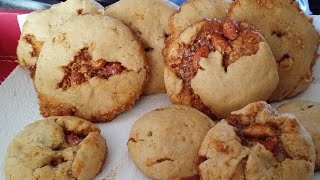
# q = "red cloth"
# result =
<box><xmin>0</xmin><ymin>9</ymin><xmax>32</xmax><ymax>84</ymax></box>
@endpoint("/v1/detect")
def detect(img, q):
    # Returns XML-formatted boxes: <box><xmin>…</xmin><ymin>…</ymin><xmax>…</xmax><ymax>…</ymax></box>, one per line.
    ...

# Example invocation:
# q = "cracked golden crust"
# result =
<box><xmin>197</xmin><ymin>101</ymin><xmax>315</xmax><ymax>180</ymax></box>
<box><xmin>227</xmin><ymin>0</ymin><xmax>320</xmax><ymax>101</ymax></box>
<box><xmin>4</xmin><ymin>116</ymin><xmax>107</xmax><ymax>180</ymax></box>
<box><xmin>277</xmin><ymin>100</ymin><xmax>320</xmax><ymax>171</ymax></box>
<box><xmin>35</xmin><ymin>14</ymin><xmax>148</xmax><ymax>122</ymax></box>
<box><xmin>164</xmin><ymin>19</ymin><xmax>279</xmax><ymax>118</ymax></box>
<box><xmin>128</xmin><ymin>105</ymin><xmax>214</xmax><ymax>179</ymax></box>
<box><xmin>164</xmin><ymin>0</ymin><xmax>231</xmax><ymax>65</ymax></box>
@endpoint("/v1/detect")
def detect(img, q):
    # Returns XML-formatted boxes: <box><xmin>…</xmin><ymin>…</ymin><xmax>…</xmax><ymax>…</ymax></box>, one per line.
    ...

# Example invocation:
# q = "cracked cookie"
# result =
<box><xmin>34</xmin><ymin>14</ymin><xmax>148</xmax><ymax>122</ymax></box>
<box><xmin>277</xmin><ymin>100</ymin><xmax>320</xmax><ymax>171</ymax></box>
<box><xmin>127</xmin><ymin>105</ymin><xmax>214</xmax><ymax>179</ymax></box>
<box><xmin>197</xmin><ymin>101</ymin><xmax>315</xmax><ymax>180</ymax></box>
<box><xmin>169</xmin><ymin>0</ymin><xmax>232</xmax><ymax>41</ymax></box>
<box><xmin>17</xmin><ymin>0</ymin><xmax>103</xmax><ymax>78</ymax></box>
<box><xmin>164</xmin><ymin>18</ymin><xmax>279</xmax><ymax>118</ymax></box>
<box><xmin>227</xmin><ymin>0</ymin><xmax>319</xmax><ymax>101</ymax></box>
<box><xmin>4</xmin><ymin>116</ymin><xmax>107</xmax><ymax>180</ymax></box>
<box><xmin>105</xmin><ymin>0</ymin><xmax>178</xmax><ymax>94</ymax></box>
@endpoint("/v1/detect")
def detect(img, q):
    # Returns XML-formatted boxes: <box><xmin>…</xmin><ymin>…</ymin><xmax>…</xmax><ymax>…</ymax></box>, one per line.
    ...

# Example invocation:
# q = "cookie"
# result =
<box><xmin>277</xmin><ymin>100</ymin><xmax>320</xmax><ymax>171</ymax></box>
<box><xmin>17</xmin><ymin>0</ymin><xmax>103</xmax><ymax>78</ymax></box>
<box><xmin>227</xmin><ymin>0</ymin><xmax>319</xmax><ymax>101</ymax></box>
<box><xmin>169</xmin><ymin>0</ymin><xmax>232</xmax><ymax>40</ymax></box>
<box><xmin>105</xmin><ymin>0</ymin><xmax>178</xmax><ymax>94</ymax></box>
<box><xmin>197</xmin><ymin>101</ymin><xmax>315</xmax><ymax>180</ymax></box>
<box><xmin>34</xmin><ymin>14</ymin><xmax>148</xmax><ymax>122</ymax></box>
<box><xmin>164</xmin><ymin>19</ymin><xmax>279</xmax><ymax>118</ymax></box>
<box><xmin>128</xmin><ymin>105</ymin><xmax>214</xmax><ymax>179</ymax></box>
<box><xmin>5</xmin><ymin>116</ymin><xmax>107</xmax><ymax>180</ymax></box>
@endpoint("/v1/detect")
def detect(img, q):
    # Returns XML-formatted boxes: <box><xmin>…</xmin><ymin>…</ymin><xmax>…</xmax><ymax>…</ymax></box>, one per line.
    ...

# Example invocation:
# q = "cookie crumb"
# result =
<box><xmin>105</xmin><ymin>168</ymin><xmax>118</xmax><ymax>180</ymax></box>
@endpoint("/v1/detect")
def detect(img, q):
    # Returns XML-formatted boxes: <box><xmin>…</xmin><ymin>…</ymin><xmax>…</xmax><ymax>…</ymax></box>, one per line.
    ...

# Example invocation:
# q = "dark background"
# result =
<box><xmin>309</xmin><ymin>0</ymin><xmax>320</xmax><ymax>14</ymax></box>
<box><xmin>0</xmin><ymin>0</ymin><xmax>319</xmax><ymax>15</ymax></box>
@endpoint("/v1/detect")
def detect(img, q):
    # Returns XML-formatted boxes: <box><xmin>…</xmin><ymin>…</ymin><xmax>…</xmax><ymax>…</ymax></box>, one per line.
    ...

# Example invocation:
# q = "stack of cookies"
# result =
<box><xmin>4</xmin><ymin>0</ymin><xmax>320</xmax><ymax>179</ymax></box>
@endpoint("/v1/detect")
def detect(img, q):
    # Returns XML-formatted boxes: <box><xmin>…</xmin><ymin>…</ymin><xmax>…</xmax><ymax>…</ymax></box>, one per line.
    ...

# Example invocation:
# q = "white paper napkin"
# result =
<box><xmin>0</xmin><ymin>14</ymin><xmax>319</xmax><ymax>180</ymax></box>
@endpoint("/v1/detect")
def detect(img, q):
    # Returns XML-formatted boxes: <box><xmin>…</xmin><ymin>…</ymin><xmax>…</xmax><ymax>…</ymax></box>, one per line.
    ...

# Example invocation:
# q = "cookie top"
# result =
<box><xmin>35</xmin><ymin>14</ymin><xmax>148</xmax><ymax>122</ymax></box>
<box><xmin>5</xmin><ymin>116</ymin><xmax>107</xmax><ymax>180</ymax></box>
<box><xmin>169</xmin><ymin>0</ymin><xmax>231</xmax><ymax>40</ymax></box>
<box><xmin>164</xmin><ymin>19</ymin><xmax>279</xmax><ymax>118</ymax></box>
<box><xmin>105</xmin><ymin>0</ymin><xmax>178</xmax><ymax>94</ymax></box>
<box><xmin>277</xmin><ymin>100</ymin><xmax>320</xmax><ymax>171</ymax></box>
<box><xmin>17</xmin><ymin>0</ymin><xmax>103</xmax><ymax>77</ymax></box>
<box><xmin>197</xmin><ymin>101</ymin><xmax>315</xmax><ymax>180</ymax></box>
<box><xmin>227</xmin><ymin>0</ymin><xmax>319</xmax><ymax>101</ymax></box>
<box><xmin>128</xmin><ymin>105</ymin><xmax>214</xmax><ymax>179</ymax></box>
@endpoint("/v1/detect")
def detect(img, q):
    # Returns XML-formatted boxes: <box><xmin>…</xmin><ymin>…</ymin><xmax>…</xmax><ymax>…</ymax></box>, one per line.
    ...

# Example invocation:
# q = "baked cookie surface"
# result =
<box><xmin>277</xmin><ymin>100</ymin><xmax>320</xmax><ymax>171</ymax></box>
<box><xmin>128</xmin><ymin>105</ymin><xmax>214</xmax><ymax>179</ymax></box>
<box><xmin>35</xmin><ymin>14</ymin><xmax>148</xmax><ymax>122</ymax></box>
<box><xmin>5</xmin><ymin>116</ymin><xmax>107</xmax><ymax>180</ymax></box>
<box><xmin>17</xmin><ymin>0</ymin><xmax>103</xmax><ymax>78</ymax></box>
<box><xmin>197</xmin><ymin>101</ymin><xmax>315</xmax><ymax>180</ymax></box>
<box><xmin>164</xmin><ymin>19</ymin><xmax>279</xmax><ymax>118</ymax></box>
<box><xmin>169</xmin><ymin>0</ymin><xmax>232</xmax><ymax>40</ymax></box>
<box><xmin>227</xmin><ymin>0</ymin><xmax>319</xmax><ymax>101</ymax></box>
<box><xmin>105</xmin><ymin>0</ymin><xmax>178</xmax><ymax>94</ymax></box>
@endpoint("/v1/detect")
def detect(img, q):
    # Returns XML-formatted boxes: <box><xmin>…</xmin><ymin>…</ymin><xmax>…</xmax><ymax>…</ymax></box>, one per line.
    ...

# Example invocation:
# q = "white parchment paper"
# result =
<box><xmin>0</xmin><ymin>14</ymin><xmax>319</xmax><ymax>180</ymax></box>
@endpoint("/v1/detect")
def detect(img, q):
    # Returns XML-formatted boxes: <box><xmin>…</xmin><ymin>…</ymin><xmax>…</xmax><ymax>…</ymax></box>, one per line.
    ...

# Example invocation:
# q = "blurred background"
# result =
<box><xmin>0</xmin><ymin>0</ymin><xmax>319</xmax><ymax>15</ymax></box>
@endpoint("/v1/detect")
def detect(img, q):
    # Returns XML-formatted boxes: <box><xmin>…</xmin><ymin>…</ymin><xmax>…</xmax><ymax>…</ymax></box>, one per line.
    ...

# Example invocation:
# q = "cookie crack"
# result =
<box><xmin>307</xmin><ymin>104</ymin><xmax>314</xmax><ymax>109</ymax></box>
<box><xmin>227</xmin><ymin>115</ymin><xmax>291</xmax><ymax>163</ymax></box>
<box><xmin>147</xmin><ymin>157</ymin><xmax>174</xmax><ymax>166</ymax></box>
<box><xmin>57</xmin><ymin>47</ymin><xmax>131</xmax><ymax>90</ymax></box>
<box><xmin>271</xmin><ymin>30</ymin><xmax>287</xmax><ymax>38</ymax></box>
<box><xmin>144</xmin><ymin>47</ymin><xmax>154</xmax><ymax>52</ymax></box>
<box><xmin>232</xmin><ymin>156</ymin><xmax>248</xmax><ymax>179</ymax></box>
<box><xmin>67</xmin><ymin>150</ymin><xmax>79</xmax><ymax>179</ymax></box>
<box><xmin>53</xmin><ymin>132</ymin><xmax>87</xmax><ymax>151</ymax></box>
<box><xmin>195</xmin><ymin>155</ymin><xmax>208</xmax><ymax>168</ymax></box>
<box><xmin>31</xmin><ymin>155</ymin><xmax>68</xmax><ymax>177</ymax></box>
<box><xmin>128</xmin><ymin>138</ymin><xmax>145</xmax><ymax>143</ymax></box>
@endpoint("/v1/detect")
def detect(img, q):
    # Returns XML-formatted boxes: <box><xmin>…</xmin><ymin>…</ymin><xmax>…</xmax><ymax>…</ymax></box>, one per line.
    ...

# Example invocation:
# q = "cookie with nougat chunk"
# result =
<box><xmin>164</xmin><ymin>18</ymin><xmax>279</xmax><ymax>118</ymax></box>
<box><xmin>5</xmin><ymin>116</ymin><xmax>107</xmax><ymax>180</ymax></box>
<box><xmin>35</xmin><ymin>14</ymin><xmax>148</xmax><ymax>122</ymax></box>
<box><xmin>105</xmin><ymin>0</ymin><xmax>178</xmax><ymax>94</ymax></box>
<box><xmin>227</xmin><ymin>0</ymin><xmax>319</xmax><ymax>101</ymax></box>
<box><xmin>277</xmin><ymin>100</ymin><xmax>320</xmax><ymax>171</ymax></box>
<box><xmin>17</xmin><ymin>0</ymin><xmax>103</xmax><ymax>78</ymax></box>
<box><xmin>169</xmin><ymin>0</ymin><xmax>232</xmax><ymax>40</ymax></box>
<box><xmin>128</xmin><ymin>105</ymin><xmax>214</xmax><ymax>179</ymax></box>
<box><xmin>196</xmin><ymin>101</ymin><xmax>315</xmax><ymax>180</ymax></box>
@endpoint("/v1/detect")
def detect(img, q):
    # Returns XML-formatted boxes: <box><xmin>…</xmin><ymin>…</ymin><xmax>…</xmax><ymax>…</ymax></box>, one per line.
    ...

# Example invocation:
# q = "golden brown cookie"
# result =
<box><xmin>164</xmin><ymin>18</ymin><xmax>279</xmax><ymax>118</ymax></box>
<box><xmin>17</xmin><ymin>0</ymin><xmax>103</xmax><ymax>78</ymax></box>
<box><xmin>227</xmin><ymin>0</ymin><xmax>319</xmax><ymax>101</ymax></box>
<box><xmin>169</xmin><ymin>0</ymin><xmax>232</xmax><ymax>40</ymax></box>
<box><xmin>105</xmin><ymin>0</ymin><xmax>178</xmax><ymax>94</ymax></box>
<box><xmin>277</xmin><ymin>100</ymin><xmax>320</xmax><ymax>171</ymax></box>
<box><xmin>5</xmin><ymin>116</ymin><xmax>107</xmax><ymax>180</ymax></box>
<box><xmin>128</xmin><ymin>105</ymin><xmax>214</xmax><ymax>179</ymax></box>
<box><xmin>35</xmin><ymin>14</ymin><xmax>148</xmax><ymax>122</ymax></box>
<box><xmin>197</xmin><ymin>101</ymin><xmax>315</xmax><ymax>180</ymax></box>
